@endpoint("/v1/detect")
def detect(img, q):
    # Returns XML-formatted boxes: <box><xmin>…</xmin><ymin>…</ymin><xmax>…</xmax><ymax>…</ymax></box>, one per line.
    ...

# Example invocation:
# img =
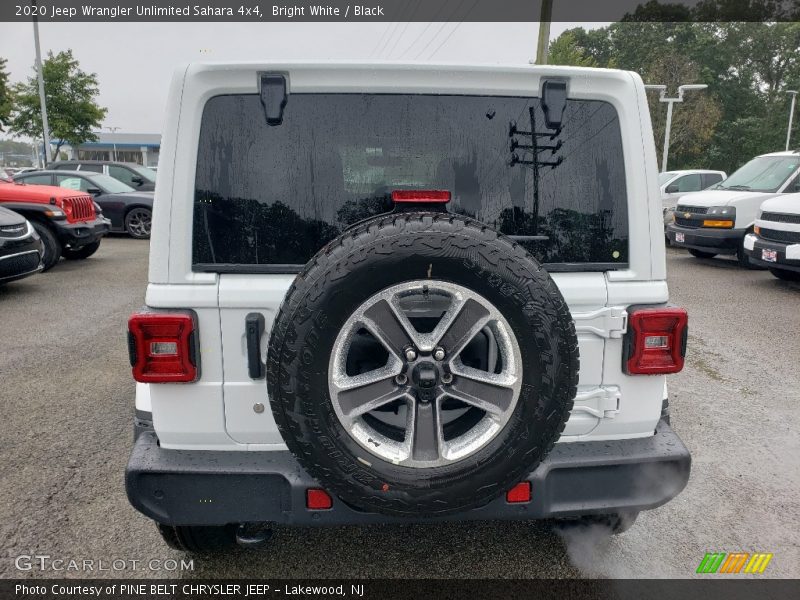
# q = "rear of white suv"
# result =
<box><xmin>125</xmin><ymin>62</ymin><xmax>690</xmax><ymax>553</ymax></box>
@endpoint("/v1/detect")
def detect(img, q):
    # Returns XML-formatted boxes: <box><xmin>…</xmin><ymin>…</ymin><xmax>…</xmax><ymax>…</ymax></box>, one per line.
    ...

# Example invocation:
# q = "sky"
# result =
<box><xmin>0</xmin><ymin>21</ymin><xmax>604</xmax><ymax>134</ymax></box>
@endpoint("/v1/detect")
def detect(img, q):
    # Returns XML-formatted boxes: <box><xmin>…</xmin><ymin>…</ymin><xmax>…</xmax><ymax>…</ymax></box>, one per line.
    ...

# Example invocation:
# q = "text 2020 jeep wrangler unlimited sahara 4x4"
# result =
<box><xmin>126</xmin><ymin>63</ymin><xmax>691</xmax><ymax>553</ymax></box>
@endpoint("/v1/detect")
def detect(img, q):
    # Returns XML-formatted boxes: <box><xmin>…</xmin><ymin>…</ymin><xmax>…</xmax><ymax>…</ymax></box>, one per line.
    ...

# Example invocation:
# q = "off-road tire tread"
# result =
<box><xmin>267</xmin><ymin>212</ymin><xmax>579</xmax><ymax>517</ymax></box>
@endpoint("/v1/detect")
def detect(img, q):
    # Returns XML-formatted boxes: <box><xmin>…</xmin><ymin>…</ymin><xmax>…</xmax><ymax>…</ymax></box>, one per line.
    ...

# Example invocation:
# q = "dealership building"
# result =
<box><xmin>57</xmin><ymin>132</ymin><xmax>161</xmax><ymax>167</ymax></box>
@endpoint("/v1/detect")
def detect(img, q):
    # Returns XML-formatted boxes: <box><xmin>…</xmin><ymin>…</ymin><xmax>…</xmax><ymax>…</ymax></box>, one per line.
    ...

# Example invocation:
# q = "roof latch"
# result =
<box><xmin>259</xmin><ymin>73</ymin><xmax>288</xmax><ymax>126</ymax></box>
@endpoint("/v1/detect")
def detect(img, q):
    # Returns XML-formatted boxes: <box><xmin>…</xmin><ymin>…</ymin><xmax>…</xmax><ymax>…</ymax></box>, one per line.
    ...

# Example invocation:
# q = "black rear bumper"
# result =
<box><xmin>53</xmin><ymin>216</ymin><xmax>110</xmax><ymax>248</ymax></box>
<box><xmin>126</xmin><ymin>419</ymin><xmax>691</xmax><ymax>527</ymax></box>
<box><xmin>745</xmin><ymin>235</ymin><xmax>800</xmax><ymax>272</ymax></box>
<box><xmin>666</xmin><ymin>223</ymin><xmax>744</xmax><ymax>254</ymax></box>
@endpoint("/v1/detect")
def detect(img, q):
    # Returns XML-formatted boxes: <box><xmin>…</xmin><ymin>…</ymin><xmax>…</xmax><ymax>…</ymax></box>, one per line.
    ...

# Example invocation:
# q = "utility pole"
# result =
<box><xmin>105</xmin><ymin>126</ymin><xmax>121</xmax><ymax>161</ymax></box>
<box><xmin>645</xmin><ymin>84</ymin><xmax>708</xmax><ymax>172</ymax></box>
<box><xmin>32</xmin><ymin>0</ymin><xmax>52</xmax><ymax>166</ymax></box>
<box><xmin>786</xmin><ymin>90</ymin><xmax>798</xmax><ymax>151</ymax></box>
<box><xmin>535</xmin><ymin>0</ymin><xmax>553</xmax><ymax>65</ymax></box>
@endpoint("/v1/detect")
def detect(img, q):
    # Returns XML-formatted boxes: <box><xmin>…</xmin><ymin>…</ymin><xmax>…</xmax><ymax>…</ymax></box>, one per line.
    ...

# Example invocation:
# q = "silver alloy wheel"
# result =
<box><xmin>126</xmin><ymin>208</ymin><xmax>151</xmax><ymax>238</ymax></box>
<box><xmin>329</xmin><ymin>280</ymin><xmax>523</xmax><ymax>469</ymax></box>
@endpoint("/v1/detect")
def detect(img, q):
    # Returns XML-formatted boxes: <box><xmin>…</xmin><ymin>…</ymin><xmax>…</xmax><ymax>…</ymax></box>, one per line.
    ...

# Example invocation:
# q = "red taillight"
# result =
<box><xmin>127</xmin><ymin>312</ymin><xmax>198</xmax><ymax>383</ymax></box>
<box><xmin>306</xmin><ymin>488</ymin><xmax>333</xmax><ymax>510</ymax></box>
<box><xmin>506</xmin><ymin>481</ymin><xmax>531</xmax><ymax>504</ymax></box>
<box><xmin>391</xmin><ymin>190</ymin><xmax>451</xmax><ymax>203</ymax></box>
<box><xmin>624</xmin><ymin>307</ymin><xmax>688</xmax><ymax>375</ymax></box>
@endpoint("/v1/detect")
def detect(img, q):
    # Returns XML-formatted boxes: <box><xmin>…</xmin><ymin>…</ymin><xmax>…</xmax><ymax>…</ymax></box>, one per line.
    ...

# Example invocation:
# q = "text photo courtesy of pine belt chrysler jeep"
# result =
<box><xmin>125</xmin><ymin>63</ymin><xmax>691</xmax><ymax>553</ymax></box>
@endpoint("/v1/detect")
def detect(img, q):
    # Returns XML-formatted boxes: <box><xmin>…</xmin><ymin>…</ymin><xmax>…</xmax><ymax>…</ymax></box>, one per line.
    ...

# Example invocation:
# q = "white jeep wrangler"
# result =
<box><xmin>126</xmin><ymin>62</ymin><xmax>691</xmax><ymax>553</ymax></box>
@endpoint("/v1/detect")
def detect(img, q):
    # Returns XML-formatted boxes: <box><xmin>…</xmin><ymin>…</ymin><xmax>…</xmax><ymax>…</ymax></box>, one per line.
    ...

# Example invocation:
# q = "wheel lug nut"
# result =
<box><xmin>404</xmin><ymin>348</ymin><xmax>417</xmax><ymax>362</ymax></box>
<box><xmin>433</xmin><ymin>347</ymin><xmax>446</xmax><ymax>361</ymax></box>
<box><xmin>395</xmin><ymin>373</ymin><xmax>408</xmax><ymax>385</ymax></box>
<box><xmin>441</xmin><ymin>373</ymin><xmax>453</xmax><ymax>384</ymax></box>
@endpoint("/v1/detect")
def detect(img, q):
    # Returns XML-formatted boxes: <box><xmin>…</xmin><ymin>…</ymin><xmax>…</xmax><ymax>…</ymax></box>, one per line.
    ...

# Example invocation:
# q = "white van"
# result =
<box><xmin>659</xmin><ymin>169</ymin><xmax>726</xmax><ymax>227</ymax></box>
<box><xmin>744</xmin><ymin>192</ymin><xmax>800</xmax><ymax>281</ymax></box>
<box><xmin>667</xmin><ymin>151</ymin><xmax>800</xmax><ymax>266</ymax></box>
<box><xmin>124</xmin><ymin>62</ymin><xmax>691</xmax><ymax>553</ymax></box>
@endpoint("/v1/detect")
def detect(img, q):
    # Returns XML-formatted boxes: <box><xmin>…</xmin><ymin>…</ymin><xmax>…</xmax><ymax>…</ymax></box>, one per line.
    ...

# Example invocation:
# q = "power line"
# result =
<box><xmin>372</xmin><ymin>21</ymin><xmax>403</xmax><ymax>58</ymax></box>
<box><xmin>384</xmin><ymin>0</ymin><xmax>424</xmax><ymax>58</ymax></box>
<box><xmin>397</xmin><ymin>0</ymin><xmax>453</xmax><ymax>59</ymax></box>
<box><xmin>425</xmin><ymin>0</ymin><xmax>481</xmax><ymax>60</ymax></box>
<box><xmin>412</xmin><ymin>0</ymin><xmax>465</xmax><ymax>60</ymax></box>
<box><xmin>368</xmin><ymin>23</ymin><xmax>395</xmax><ymax>58</ymax></box>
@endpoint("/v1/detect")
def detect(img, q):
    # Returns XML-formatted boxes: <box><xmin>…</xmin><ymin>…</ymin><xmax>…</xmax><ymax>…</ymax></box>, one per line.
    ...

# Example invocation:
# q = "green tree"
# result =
<box><xmin>0</xmin><ymin>58</ymin><xmax>12</xmax><ymax>133</ymax></box>
<box><xmin>643</xmin><ymin>52</ymin><xmax>722</xmax><ymax>168</ymax></box>
<box><xmin>9</xmin><ymin>49</ymin><xmax>106</xmax><ymax>157</ymax></box>
<box><xmin>548</xmin><ymin>31</ymin><xmax>598</xmax><ymax>67</ymax></box>
<box><xmin>547</xmin><ymin>15</ymin><xmax>800</xmax><ymax>173</ymax></box>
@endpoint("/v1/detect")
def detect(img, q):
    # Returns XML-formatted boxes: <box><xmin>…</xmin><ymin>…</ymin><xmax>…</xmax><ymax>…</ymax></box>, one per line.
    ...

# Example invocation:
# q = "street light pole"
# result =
<box><xmin>645</xmin><ymin>84</ymin><xmax>708</xmax><ymax>172</ymax></box>
<box><xmin>785</xmin><ymin>90</ymin><xmax>798</xmax><ymax>151</ymax></box>
<box><xmin>105</xmin><ymin>126</ymin><xmax>121</xmax><ymax>161</ymax></box>
<box><xmin>31</xmin><ymin>0</ymin><xmax>52</xmax><ymax>166</ymax></box>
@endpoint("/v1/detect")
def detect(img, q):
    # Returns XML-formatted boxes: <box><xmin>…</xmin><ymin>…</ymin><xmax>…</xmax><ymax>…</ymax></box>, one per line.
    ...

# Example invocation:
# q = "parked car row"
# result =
<box><xmin>0</xmin><ymin>177</ymin><xmax>109</xmax><ymax>271</ymax></box>
<box><xmin>0</xmin><ymin>160</ymin><xmax>154</xmax><ymax>284</ymax></box>
<box><xmin>48</xmin><ymin>159</ymin><xmax>157</xmax><ymax>192</ymax></box>
<box><xmin>13</xmin><ymin>170</ymin><xmax>153</xmax><ymax>238</ymax></box>
<box><xmin>666</xmin><ymin>150</ymin><xmax>800</xmax><ymax>281</ymax></box>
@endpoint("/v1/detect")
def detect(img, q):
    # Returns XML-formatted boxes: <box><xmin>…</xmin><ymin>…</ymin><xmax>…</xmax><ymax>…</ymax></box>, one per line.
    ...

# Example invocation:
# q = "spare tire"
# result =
<box><xmin>267</xmin><ymin>212</ymin><xmax>578</xmax><ymax>517</ymax></box>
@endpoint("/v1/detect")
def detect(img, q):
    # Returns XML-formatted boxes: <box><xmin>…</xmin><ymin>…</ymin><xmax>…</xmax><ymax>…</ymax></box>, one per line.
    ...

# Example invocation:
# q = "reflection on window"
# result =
<box><xmin>193</xmin><ymin>94</ymin><xmax>629</xmax><ymax>268</ymax></box>
<box><xmin>56</xmin><ymin>176</ymin><xmax>88</xmax><ymax>191</ymax></box>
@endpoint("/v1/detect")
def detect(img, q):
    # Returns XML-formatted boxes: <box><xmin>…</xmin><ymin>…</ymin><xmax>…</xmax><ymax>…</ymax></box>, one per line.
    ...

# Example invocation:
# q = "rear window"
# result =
<box><xmin>193</xmin><ymin>93</ymin><xmax>629</xmax><ymax>271</ymax></box>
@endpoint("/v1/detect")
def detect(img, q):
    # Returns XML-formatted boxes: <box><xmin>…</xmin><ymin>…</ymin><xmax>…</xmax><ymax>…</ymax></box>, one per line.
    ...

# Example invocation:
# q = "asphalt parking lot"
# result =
<box><xmin>1</xmin><ymin>238</ymin><xmax>798</xmax><ymax>579</ymax></box>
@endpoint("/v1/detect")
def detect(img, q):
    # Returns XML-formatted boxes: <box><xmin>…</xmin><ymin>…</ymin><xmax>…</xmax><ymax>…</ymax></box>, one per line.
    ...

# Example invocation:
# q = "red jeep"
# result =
<box><xmin>0</xmin><ymin>178</ymin><xmax>110</xmax><ymax>270</ymax></box>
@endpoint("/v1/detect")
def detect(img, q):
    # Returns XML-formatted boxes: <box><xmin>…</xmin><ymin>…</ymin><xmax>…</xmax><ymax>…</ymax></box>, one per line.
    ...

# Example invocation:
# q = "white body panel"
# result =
<box><xmin>141</xmin><ymin>62</ymin><xmax>670</xmax><ymax>451</ymax></box>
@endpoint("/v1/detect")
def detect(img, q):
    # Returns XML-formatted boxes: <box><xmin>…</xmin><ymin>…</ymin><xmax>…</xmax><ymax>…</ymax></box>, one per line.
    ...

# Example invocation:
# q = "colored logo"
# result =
<box><xmin>696</xmin><ymin>552</ymin><xmax>773</xmax><ymax>574</ymax></box>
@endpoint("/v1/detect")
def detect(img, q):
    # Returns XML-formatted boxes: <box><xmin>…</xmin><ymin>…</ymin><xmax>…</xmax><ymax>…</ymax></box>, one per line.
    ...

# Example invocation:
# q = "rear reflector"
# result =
<box><xmin>506</xmin><ymin>481</ymin><xmax>531</xmax><ymax>504</ymax></box>
<box><xmin>128</xmin><ymin>312</ymin><xmax>198</xmax><ymax>383</ymax></box>
<box><xmin>391</xmin><ymin>190</ymin><xmax>451</xmax><ymax>203</ymax></box>
<box><xmin>306</xmin><ymin>488</ymin><xmax>333</xmax><ymax>510</ymax></box>
<box><xmin>624</xmin><ymin>307</ymin><xmax>688</xmax><ymax>375</ymax></box>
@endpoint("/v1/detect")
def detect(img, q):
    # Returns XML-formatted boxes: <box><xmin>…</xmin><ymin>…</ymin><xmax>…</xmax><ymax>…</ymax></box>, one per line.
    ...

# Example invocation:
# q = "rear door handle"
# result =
<box><xmin>245</xmin><ymin>313</ymin><xmax>266</xmax><ymax>379</ymax></box>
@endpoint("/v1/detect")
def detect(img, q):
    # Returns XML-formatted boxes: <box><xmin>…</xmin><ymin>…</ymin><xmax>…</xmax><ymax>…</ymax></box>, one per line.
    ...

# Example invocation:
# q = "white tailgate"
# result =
<box><xmin>218</xmin><ymin>272</ymin><xmax>622</xmax><ymax>446</ymax></box>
